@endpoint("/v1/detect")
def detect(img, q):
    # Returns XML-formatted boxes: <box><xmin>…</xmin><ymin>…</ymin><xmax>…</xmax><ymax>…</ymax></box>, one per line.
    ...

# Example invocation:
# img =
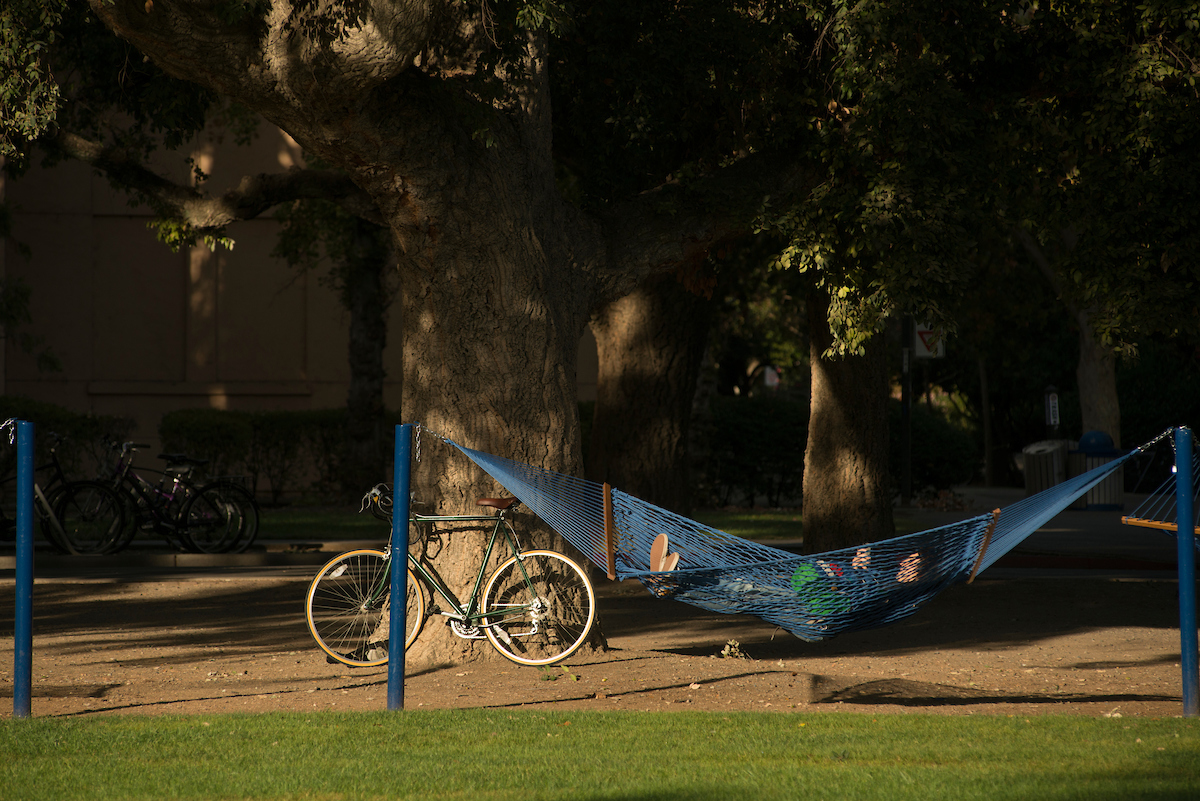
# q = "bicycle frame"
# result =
<box><xmin>387</xmin><ymin>508</ymin><xmax>531</xmax><ymax>634</ymax></box>
<box><xmin>31</xmin><ymin>482</ymin><xmax>74</xmax><ymax>553</ymax></box>
<box><xmin>107</xmin><ymin>444</ymin><xmax>192</xmax><ymax>533</ymax></box>
<box><xmin>1</xmin><ymin>479</ymin><xmax>93</xmax><ymax>556</ymax></box>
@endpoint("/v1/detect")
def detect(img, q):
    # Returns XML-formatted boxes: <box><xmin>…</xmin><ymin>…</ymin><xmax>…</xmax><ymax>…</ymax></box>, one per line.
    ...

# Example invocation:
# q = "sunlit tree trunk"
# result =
<box><xmin>587</xmin><ymin>273</ymin><xmax>712</xmax><ymax>515</ymax></box>
<box><xmin>802</xmin><ymin>291</ymin><xmax>894</xmax><ymax>553</ymax></box>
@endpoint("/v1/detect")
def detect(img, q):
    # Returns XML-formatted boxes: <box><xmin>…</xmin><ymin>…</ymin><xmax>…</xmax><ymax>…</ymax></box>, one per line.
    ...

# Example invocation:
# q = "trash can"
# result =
<box><xmin>1023</xmin><ymin>440</ymin><xmax>1071</xmax><ymax>497</ymax></box>
<box><xmin>1067</xmin><ymin>430</ymin><xmax>1125</xmax><ymax>511</ymax></box>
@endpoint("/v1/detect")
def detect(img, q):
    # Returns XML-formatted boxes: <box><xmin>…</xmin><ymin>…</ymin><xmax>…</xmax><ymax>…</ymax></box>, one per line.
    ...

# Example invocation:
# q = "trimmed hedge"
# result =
<box><xmin>0</xmin><ymin>394</ymin><xmax>977</xmax><ymax>509</ymax></box>
<box><xmin>705</xmin><ymin>395</ymin><xmax>809</xmax><ymax>507</ymax></box>
<box><xmin>159</xmin><ymin>408</ymin><xmax>401</xmax><ymax>504</ymax></box>
<box><xmin>0</xmin><ymin>396</ymin><xmax>134</xmax><ymax>484</ymax></box>
<box><xmin>887</xmin><ymin>399</ymin><xmax>980</xmax><ymax>491</ymax></box>
<box><xmin>158</xmin><ymin>408</ymin><xmax>253</xmax><ymax>479</ymax></box>
<box><xmin>693</xmin><ymin>395</ymin><xmax>978</xmax><ymax>507</ymax></box>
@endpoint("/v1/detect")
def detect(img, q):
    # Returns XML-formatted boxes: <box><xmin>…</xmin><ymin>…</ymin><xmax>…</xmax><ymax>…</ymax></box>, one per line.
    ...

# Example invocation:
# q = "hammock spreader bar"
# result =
<box><xmin>1122</xmin><ymin>448</ymin><xmax>1200</xmax><ymax>540</ymax></box>
<box><xmin>427</xmin><ymin>428</ymin><xmax>1158</xmax><ymax>642</ymax></box>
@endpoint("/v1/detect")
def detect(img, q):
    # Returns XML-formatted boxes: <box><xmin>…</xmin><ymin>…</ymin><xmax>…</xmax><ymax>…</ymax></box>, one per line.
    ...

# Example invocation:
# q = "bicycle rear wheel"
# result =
<box><xmin>49</xmin><ymin>480</ymin><xmax>126</xmax><ymax>555</ymax></box>
<box><xmin>180</xmin><ymin>482</ymin><xmax>258</xmax><ymax>554</ymax></box>
<box><xmin>305</xmin><ymin>549</ymin><xmax>424</xmax><ymax>667</ymax></box>
<box><xmin>481</xmin><ymin>550</ymin><xmax>596</xmax><ymax>666</ymax></box>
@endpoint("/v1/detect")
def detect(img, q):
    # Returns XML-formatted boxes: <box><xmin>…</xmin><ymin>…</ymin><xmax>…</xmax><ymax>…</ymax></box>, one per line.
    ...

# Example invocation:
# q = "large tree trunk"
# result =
<box><xmin>802</xmin><ymin>291</ymin><xmax>894</xmax><ymax>553</ymax></box>
<box><xmin>587</xmin><ymin>273</ymin><xmax>712</xmax><ymax>515</ymax></box>
<box><xmin>342</xmin><ymin>219</ymin><xmax>393</xmax><ymax>493</ymax></box>
<box><xmin>387</xmin><ymin>156</ymin><xmax>600</xmax><ymax>667</ymax></box>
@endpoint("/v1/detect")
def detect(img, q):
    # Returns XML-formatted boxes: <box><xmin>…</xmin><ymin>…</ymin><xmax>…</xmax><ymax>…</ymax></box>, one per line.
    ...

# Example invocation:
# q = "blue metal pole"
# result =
<box><xmin>14</xmin><ymin>420</ymin><xmax>35</xmax><ymax>718</ymax></box>
<box><xmin>387</xmin><ymin>423</ymin><xmax>414</xmax><ymax>711</ymax></box>
<box><xmin>1176</xmin><ymin>427</ymin><xmax>1198</xmax><ymax>717</ymax></box>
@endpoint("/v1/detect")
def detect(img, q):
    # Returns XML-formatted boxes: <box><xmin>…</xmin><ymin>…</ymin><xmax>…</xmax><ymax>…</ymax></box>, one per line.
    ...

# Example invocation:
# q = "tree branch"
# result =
<box><xmin>50</xmin><ymin>129</ymin><xmax>383</xmax><ymax>229</ymax></box>
<box><xmin>596</xmin><ymin>151</ymin><xmax>820</xmax><ymax>304</ymax></box>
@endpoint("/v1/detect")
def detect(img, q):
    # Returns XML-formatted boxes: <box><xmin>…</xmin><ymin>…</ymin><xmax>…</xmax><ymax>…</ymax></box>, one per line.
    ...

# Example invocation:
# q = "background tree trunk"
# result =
<box><xmin>1074</xmin><ymin>310</ymin><xmax>1121</xmax><ymax>447</ymax></box>
<box><xmin>802</xmin><ymin>291</ymin><xmax>894</xmax><ymax>553</ymax></box>
<box><xmin>343</xmin><ymin>219</ymin><xmax>393</xmax><ymax>492</ymax></box>
<box><xmin>587</xmin><ymin>273</ymin><xmax>712</xmax><ymax>515</ymax></box>
<box><xmin>1016</xmin><ymin>228</ymin><xmax>1122</xmax><ymax>446</ymax></box>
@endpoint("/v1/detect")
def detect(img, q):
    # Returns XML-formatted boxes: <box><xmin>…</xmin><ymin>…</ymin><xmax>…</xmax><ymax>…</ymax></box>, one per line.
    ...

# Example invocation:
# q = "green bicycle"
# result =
<box><xmin>305</xmin><ymin>485</ymin><xmax>596</xmax><ymax>667</ymax></box>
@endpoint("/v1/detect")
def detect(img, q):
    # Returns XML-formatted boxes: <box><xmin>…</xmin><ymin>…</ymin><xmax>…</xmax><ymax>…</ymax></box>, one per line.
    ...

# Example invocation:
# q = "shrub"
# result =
<box><xmin>887</xmin><ymin>399</ymin><xmax>979</xmax><ymax>490</ymax></box>
<box><xmin>705</xmin><ymin>395</ymin><xmax>808</xmax><ymax>507</ymax></box>
<box><xmin>158</xmin><ymin>408</ymin><xmax>254</xmax><ymax>480</ymax></box>
<box><xmin>160</xmin><ymin>407</ymin><xmax>402</xmax><ymax>503</ymax></box>
<box><xmin>297</xmin><ymin>408</ymin><xmax>350</xmax><ymax>498</ymax></box>
<box><xmin>0</xmin><ymin>396</ymin><xmax>133</xmax><ymax>483</ymax></box>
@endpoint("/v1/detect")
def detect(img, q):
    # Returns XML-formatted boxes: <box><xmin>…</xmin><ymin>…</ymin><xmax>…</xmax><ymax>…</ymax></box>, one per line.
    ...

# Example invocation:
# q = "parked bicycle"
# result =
<box><xmin>0</xmin><ymin>425</ymin><xmax>126</xmax><ymax>555</ymax></box>
<box><xmin>102</xmin><ymin>442</ymin><xmax>260</xmax><ymax>554</ymax></box>
<box><xmin>305</xmin><ymin>485</ymin><xmax>596</xmax><ymax>668</ymax></box>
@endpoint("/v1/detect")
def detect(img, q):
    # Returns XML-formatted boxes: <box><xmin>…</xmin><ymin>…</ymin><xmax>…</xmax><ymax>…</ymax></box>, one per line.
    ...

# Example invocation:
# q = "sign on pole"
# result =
<box><xmin>913</xmin><ymin>323</ymin><xmax>945</xmax><ymax>358</ymax></box>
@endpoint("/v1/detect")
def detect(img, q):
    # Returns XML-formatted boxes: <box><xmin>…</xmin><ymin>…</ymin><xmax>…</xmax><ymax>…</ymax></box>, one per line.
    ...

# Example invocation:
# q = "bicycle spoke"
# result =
<box><xmin>482</xmin><ymin>550</ymin><xmax>595</xmax><ymax>666</ymax></box>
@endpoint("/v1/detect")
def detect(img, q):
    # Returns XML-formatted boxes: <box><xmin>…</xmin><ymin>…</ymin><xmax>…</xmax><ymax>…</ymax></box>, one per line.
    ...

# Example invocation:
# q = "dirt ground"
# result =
<box><xmin>0</xmin><ymin>569</ymin><xmax>1191</xmax><ymax>719</ymax></box>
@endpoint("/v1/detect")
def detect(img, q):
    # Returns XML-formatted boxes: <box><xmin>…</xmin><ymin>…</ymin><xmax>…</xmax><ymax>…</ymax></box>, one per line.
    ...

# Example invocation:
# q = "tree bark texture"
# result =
<box><xmin>88</xmin><ymin>1</ymin><xmax>818</xmax><ymax>667</ymax></box>
<box><xmin>343</xmin><ymin>219</ymin><xmax>393</xmax><ymax>492</ymax></box>
<box><xmin>587</xmin><ymin>273</ymin><xmax>712</xmax><ymax>515</ymax></box>
<box><xmin>1074</xmin><ymin>312</ymin><xmax>1121</xmax><ymax>447</ymax></box>
<box><xmin>802</xmin><ymin>291</ymin><xmax>894</xmax><ymax>553</ymax></box>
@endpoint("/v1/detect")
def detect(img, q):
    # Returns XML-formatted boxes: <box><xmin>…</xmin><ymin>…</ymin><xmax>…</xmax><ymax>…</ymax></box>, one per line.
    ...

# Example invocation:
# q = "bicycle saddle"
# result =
<box><xmin>158</xmin><ymin>453</ymin><xmax>210</xmax><ymax>467</ymax></box>
<box><xmin>476</xmin><ymin>497</ymin><xmax>519</xmax><ymax>511</ymax></box>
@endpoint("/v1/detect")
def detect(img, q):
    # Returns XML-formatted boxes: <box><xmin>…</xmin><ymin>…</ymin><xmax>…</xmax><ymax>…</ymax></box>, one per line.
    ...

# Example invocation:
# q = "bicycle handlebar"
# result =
<box><xmin>358</xmin><ymin>484</ymin><xmax>521</xmax><ymax>522</ymax></box>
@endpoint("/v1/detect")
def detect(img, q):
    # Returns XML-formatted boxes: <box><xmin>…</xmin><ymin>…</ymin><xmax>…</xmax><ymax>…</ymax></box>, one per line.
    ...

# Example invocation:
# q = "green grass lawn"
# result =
<box><xmin>3</xmin><ymin>710</ymin><xmax>1197</xmax><ymax>800</ymax></box>
<box><xmin>258</xmin><ymin>504</ymin><xmax>390</xmax><ymax>541</ymax></box>
<box><xmin>693</xmin><ymin>507</ymin><xmax>804</xmax><ymax>540</ymax></box>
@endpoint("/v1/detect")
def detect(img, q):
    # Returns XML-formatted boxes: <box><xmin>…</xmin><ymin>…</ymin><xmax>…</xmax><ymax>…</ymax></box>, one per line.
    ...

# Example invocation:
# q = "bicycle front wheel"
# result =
<box><xmin>481</xmin><ymin>550</ymin><xmax>596</xmax><ymax>666</ymax></box>
<box><xmin>49</xmin><ymin>480</ymin><xmax>126</xmax><ymax>555</ymax></box>
<box><xmin>181</xmin><ymin>482</ymin><xmax>259</xmax><ymax>554</ymax></box>
<box><xmin>305</xmin><ymin>549</ymin><xmax>425</xmax><ymax>668</ymax></box>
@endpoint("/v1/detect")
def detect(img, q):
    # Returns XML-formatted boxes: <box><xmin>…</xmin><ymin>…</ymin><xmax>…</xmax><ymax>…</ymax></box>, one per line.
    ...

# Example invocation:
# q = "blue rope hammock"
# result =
<box><xmin>417</xmin><ymin>426</ymin><xmax>1174</xmax><ymax>642</ymax></box>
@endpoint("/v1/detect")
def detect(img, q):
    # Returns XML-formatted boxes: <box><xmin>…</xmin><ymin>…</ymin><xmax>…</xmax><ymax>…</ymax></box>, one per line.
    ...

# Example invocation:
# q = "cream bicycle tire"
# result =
<box><xmin>305</xmin><ymin>548</ymin><xmax>424</xmax><ymax>667</ymax></box>
<box><xmin>481</xmin><ymin>550</ymin><xmax>596</xmax><ymax>666</ymax></box>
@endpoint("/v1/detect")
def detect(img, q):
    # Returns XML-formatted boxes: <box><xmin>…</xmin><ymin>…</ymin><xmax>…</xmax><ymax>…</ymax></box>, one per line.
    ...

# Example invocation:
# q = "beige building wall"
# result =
<box><xmin>1</xmin><ymin>123</ymin><xmax>402</xmax><ymax>451</ymax></box>
<box><xmin>1</xmin><ymin>121</ymin><xmax>598</xmax><ymax>454</ymax></box>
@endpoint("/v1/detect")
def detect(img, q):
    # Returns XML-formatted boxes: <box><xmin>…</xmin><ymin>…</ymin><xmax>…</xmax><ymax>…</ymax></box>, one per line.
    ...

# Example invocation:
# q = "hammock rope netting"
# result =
<box><xmin>414</xmin><ymin>426</ymin><xmax>1191</xmax><ymax>642</ymax></box>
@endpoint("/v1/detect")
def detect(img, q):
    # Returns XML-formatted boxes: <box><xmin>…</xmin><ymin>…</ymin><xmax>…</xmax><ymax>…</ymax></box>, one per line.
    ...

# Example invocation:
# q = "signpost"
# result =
<box><xmin>913</xmin><ymin>322</ymin><xmax>945</xmax><ymax>359</ymax></box>
<box><xmin>901</xmin><ymin>320</ymin><xmax>946</xmax><ymax>506</ymax></box>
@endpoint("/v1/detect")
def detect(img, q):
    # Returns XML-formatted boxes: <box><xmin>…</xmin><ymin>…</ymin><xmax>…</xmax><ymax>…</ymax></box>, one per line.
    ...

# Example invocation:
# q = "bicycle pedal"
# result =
<box><xmin>448</xmin><ymin>619</ymin><xmax>484</xmax><ymax>639</ymax></box>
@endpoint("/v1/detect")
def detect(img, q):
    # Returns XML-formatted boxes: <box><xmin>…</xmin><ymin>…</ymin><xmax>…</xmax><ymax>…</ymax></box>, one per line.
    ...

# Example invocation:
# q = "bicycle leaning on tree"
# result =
<box><xmin>305</xmin><ymin>484</ymin><xmax>596</xmax><ymax>667</ymax></box>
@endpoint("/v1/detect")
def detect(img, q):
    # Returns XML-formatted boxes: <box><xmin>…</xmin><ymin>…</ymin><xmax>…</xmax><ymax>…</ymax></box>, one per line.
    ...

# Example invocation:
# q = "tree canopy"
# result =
<box><xmin>3</xmin><ymin>0</ymin><xmax>1198</xmax><ymax>535</ymax></box>
<box><xmin>9</xmin><ymin>2</ymin><xmax>1195</xmax><ymax>353</ymax></box>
